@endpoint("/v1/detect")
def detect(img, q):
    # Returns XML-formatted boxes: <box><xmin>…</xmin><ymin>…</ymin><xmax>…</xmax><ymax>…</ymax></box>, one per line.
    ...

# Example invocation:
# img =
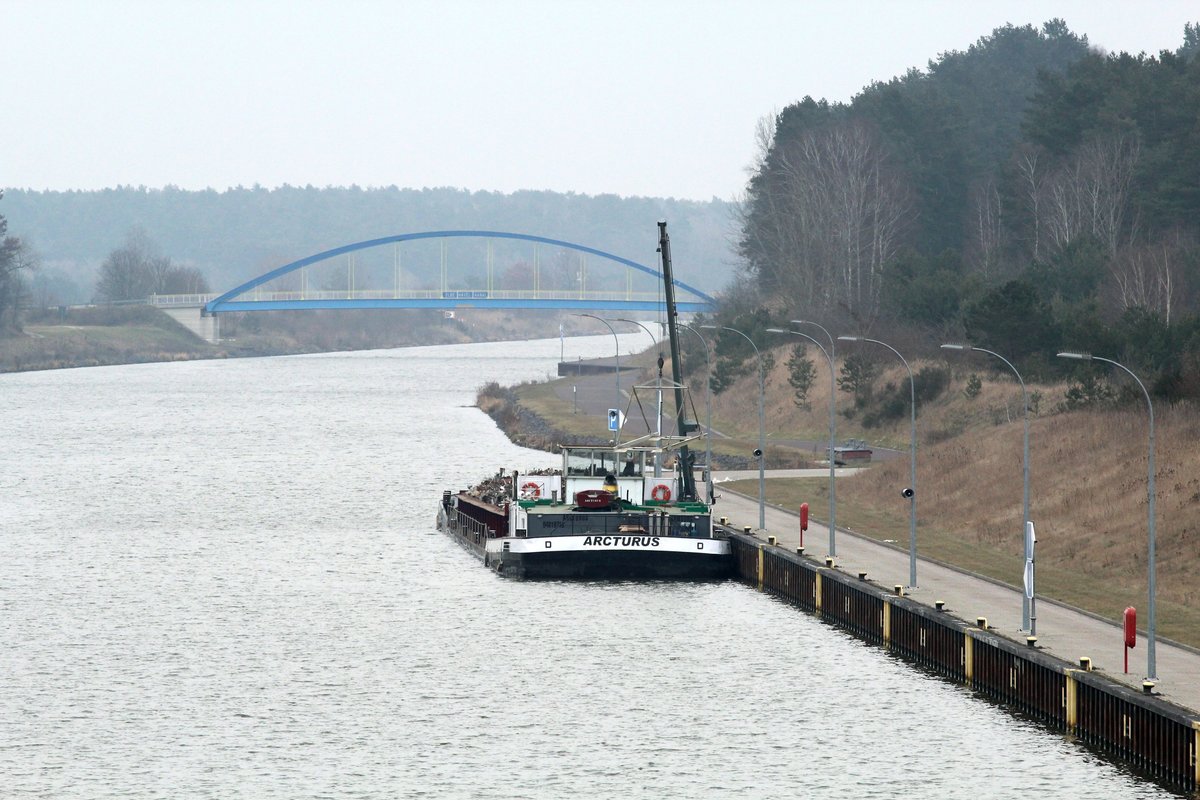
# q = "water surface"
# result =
<box><xmin>0</xmin><ymin>337</ymin><xmax>1173</xmax><ymax>798</ymax></box>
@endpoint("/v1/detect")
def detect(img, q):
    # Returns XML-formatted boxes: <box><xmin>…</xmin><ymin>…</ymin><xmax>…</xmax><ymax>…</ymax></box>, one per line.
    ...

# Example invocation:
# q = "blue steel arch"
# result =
<box><xmin>203</xmin><ymin>230</ymin><xmax>715</xmax><ymax>315</ymax></box>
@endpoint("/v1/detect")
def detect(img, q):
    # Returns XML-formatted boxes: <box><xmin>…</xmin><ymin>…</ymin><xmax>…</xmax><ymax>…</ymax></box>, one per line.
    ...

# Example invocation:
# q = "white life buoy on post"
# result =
<box><xmin>651</xmin><ymin>484</ymin><xmax>672</xmax><ymax>503</ymax></box>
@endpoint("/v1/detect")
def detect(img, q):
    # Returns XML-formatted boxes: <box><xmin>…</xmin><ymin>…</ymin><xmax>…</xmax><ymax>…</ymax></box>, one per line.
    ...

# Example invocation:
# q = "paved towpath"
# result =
<box><xmin>713</xmin><ymin>474</ymin><xmax>1200</xmax><ymax>714</ymax></box>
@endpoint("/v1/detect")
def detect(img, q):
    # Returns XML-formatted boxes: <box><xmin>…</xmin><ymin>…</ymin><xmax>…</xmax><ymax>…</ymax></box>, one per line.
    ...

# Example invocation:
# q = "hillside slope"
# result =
<box><xmin>709</xmin><ymin>353</ymin><xmax>1200</xmax><ymax>645</ymax></box>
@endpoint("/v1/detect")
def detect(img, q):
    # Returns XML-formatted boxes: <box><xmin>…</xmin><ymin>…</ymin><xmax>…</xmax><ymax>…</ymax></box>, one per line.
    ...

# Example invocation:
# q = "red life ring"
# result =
<box><xmin>651</xmin><ymin>484</ymin><xmax>672</xmax><ymax>502</ymax></box>
<box><xmin>520</xmin><ymin>481</ymin><xmax>541</xmax><ymax>498</ymax></box>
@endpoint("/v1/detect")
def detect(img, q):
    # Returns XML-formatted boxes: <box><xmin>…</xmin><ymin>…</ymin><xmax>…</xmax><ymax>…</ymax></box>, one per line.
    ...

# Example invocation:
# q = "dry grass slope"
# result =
<box><xmin>659</xmin><ymin>345</ymin><xmax>1200</xmax><ymax>646</ymax></box>
<box><xmin>722</xmin><ymin>354</ymin><xmax>1200</xmax><ymax>647</ymax></box>
<box><xmin>825</xmin><ymin>404</ymin><xmax>1200</xmax><ymax>646</ymax></box>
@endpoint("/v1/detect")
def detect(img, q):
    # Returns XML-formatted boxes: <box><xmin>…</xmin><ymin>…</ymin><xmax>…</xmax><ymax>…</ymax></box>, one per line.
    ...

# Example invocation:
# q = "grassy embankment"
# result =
<box><xmin>1</xmin><ymin>306</ymin><xmax>563</xmax><ymax>373</ymax></box>
<box><xmin>2</xmin><ymin>307</ymin><xmax>217</xmax><ymax>371</ymax></box>
<box><xmin>499</xmin><ymin>345</ymin><xmax>1200</xmax><ymax>648</ymax></box>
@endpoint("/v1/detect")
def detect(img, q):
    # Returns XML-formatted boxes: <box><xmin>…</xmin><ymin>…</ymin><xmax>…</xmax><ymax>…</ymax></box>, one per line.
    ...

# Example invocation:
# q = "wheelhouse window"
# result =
<box><xmin>564</xmin><ymin>448</ymin><xmax>624</xmax><ymax>477</ymax></box>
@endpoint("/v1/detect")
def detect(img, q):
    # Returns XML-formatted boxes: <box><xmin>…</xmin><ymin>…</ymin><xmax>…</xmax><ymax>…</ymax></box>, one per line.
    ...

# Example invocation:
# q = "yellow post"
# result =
<box><xmin>756</xmin><ymin>545</ymin><xmax>764</xmax><ymax>591</ymax></box>
<box><xmin>964</xmin><ymin>631</ymin><xmax>975</xmax><ymax>685</ymax></box>
<box><xmin>815</xmin><ymin>572</ymin><xmax>823</xmax><ymax>612</ymax></box>
<box><xmin>1193</xmin><ymin>720</ymin><xmax>1199</xmax><ymax>788</ymax></box>
<box><xmin>882</xmin><ymin>599</ymin><xmax>891</xmax><ymax>645</ymax></box>
<box><xmin>1065</xmin><ymin>672</ymin><xmax>1078</xmax><ymax>730</ymax></box>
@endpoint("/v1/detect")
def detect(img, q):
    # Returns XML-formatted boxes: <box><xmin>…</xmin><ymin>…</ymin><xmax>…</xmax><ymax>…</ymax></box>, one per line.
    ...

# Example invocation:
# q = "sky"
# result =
<box><xmin>3</xmin><ymin>0</ymin><xmax>1196</xmax><ymax>202</ymax></box>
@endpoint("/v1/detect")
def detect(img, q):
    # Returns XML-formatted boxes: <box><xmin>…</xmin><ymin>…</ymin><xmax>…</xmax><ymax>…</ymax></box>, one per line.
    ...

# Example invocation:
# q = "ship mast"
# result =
<box><xmin>657</xmin><ymin>221</ymin><xmax>699</xmax><ymax>502</ymax></box>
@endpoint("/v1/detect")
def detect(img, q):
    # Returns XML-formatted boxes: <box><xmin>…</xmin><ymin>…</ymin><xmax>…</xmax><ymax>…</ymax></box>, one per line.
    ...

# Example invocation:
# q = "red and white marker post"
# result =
<box><xmin>1123</xmin><ymin>606</ymin><xmax>1137</xmax><ymax>674</ymax></box>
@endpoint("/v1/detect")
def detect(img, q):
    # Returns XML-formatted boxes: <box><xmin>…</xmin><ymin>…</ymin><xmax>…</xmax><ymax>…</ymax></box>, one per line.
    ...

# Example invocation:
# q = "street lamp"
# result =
<box><xmin>1059</xmin><ymin>351</ymin><xmax>1157</xmax><ymax>681</ymax></box>
<box><xmin>576</xmin><ymin>313</ymin><xmax>621</xmax><ymax>442</ymax></box>
<box><xmin>701</xmin><ymin>324</ymin><xmax>766</xmax><ymax>530</ymax></box>
<box><xmin>767</xmin><ymin>326</ymin><xmax>838</xmax><ymax>556</ymax></box>
<box><xmin>943</xmin><ymin>343</ymin><xmax>1034</xmax><ymax>633</ymax></box>
<box><xmin>614</xmin><ymin>318</ymin><xmax>658</xmax><ymax>352</ymax></box>
<box><xmin>839</xmin><ymin>335</ymin><xmax>918</xmax><ymax>588</ymax></box>
<box><xmin>792</xmin><ymin>320</ymin><xmax>839</xmax><ymax>556</ymax></box>
<box><xmin>678</xmin><ymin>322</ymin><xmax>715</xmax><ymax>502</ymax></box>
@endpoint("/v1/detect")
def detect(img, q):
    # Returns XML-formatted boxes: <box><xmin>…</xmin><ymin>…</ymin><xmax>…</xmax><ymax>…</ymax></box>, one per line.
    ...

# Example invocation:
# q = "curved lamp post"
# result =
<box><xmin>839</xmin><ymin>335</ymin><xmax>918</xmax><ymax>588</ymax></box>
<box><xmin>1059</xmin><ymin>351</ymin><xmax>1156</xmax><ymax>681</ymax></box>
<box><xmin>614</xmin><ymin>318</ymin><xmax>658</xmax><ymax>352</ymax></box>
<box><xmin>678</xmin><ymin>322</ymin><xmax>715</xmax><ymax>502</ymax></box>
<box><xmin>943</xmin><ymin>344</ymin><xmax>1034</xmax><ymax>633</ymax></box>
<box><xmin>792</xmin><ymin>320</ymin><xmax>839</xmax><ymax>556</ymax></box>
<box><xmin>702</xmin><ymin>324</ymin><xmax>765</xmax><ymax>530</ymax></box>
<box><xmin>767</xmin><ymin>326</ymin><xmax>838</xmax><ymax>556</ymax></box>
<box><xmin>576</xmin><ymin>313</ymin><xmax>620</xmax><ymax>443</ymax></box>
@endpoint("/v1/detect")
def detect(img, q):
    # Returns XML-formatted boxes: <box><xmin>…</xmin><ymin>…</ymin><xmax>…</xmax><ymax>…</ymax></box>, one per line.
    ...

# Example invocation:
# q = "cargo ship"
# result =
<box><xmin>436</xmin><ymin>222</ymin><xmax>732</xmax><ymax>580</ymax></box>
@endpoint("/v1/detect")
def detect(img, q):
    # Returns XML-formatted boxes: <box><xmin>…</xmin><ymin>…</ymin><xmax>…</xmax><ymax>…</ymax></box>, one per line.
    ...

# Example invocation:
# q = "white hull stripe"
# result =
<box><xmin>487</xmin><ymin>536</ymin><xmax>731</xmax><ymax>555</ymax></box>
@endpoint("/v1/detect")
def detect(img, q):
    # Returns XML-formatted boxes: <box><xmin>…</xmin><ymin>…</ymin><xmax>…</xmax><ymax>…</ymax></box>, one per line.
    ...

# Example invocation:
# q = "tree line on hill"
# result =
<box><xmin>0</xmin><ymin>185</ymin><xmax>735</xmax><ymax>314</ymax></box>
<box><xmin>723</xmin><ymin>20</ymin><xmax>1200</xmax><ymax>405</ymax></box>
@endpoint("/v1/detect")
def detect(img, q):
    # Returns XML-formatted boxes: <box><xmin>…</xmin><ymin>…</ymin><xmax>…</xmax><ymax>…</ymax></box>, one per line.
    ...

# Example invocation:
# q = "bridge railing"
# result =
<box><xmin>156</xmin><ymin>289</ymin><xmax>676</xmax><ymax>305</ymax></box>
<box><xmin>149</xmin><ymin>293</ymin><xmax>219</xmax><ymax>307</ymax></box>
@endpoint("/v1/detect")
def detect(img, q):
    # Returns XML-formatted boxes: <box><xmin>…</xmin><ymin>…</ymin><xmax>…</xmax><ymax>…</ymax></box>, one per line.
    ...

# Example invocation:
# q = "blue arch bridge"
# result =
<box><xmin>148</xmin><ymin>231</ymin><xmax>716</xmax><ymax>343</ymax></box>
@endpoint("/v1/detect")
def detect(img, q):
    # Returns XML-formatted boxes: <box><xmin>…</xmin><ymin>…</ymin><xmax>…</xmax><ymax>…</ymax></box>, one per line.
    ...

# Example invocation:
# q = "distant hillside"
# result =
<box><xmin>2</xmin><ymin>186</ymin><xmax>736</xmax><ymax>304</ymax></box>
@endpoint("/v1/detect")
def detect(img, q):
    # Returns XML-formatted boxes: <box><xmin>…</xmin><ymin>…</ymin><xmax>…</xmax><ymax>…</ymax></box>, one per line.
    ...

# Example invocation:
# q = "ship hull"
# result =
<box><xmin>437</xmin><ymin>506</ymin><xmax>732</xmax><ymax>580</ymax></box>
<box><xmin>489</xmin><ymin>545</ymin><xmax>733</xmax><ymax>581</ymax></box>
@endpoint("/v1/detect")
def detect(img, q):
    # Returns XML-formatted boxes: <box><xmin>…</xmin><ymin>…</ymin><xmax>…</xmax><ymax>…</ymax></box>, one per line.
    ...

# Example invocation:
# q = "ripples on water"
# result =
<box><xmin>0</xmin><ymin>338</ymin><xmax>1174</xmax><ymax>798</ymax></box>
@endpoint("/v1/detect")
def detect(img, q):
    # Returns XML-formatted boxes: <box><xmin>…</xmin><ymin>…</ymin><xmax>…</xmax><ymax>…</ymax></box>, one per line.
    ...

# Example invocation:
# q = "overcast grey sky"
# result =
<box><xmin>3</xmin><ymin>0</ymin><xmax>1196</xmax><ymax>201</ymax></box>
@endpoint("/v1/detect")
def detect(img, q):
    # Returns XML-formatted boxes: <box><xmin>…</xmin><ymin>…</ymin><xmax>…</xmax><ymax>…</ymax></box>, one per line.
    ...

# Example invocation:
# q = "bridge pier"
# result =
<box><xmin>162</xmin><ymin>307</ymin><xmax>220</xmax><ymax>344</ymax></box>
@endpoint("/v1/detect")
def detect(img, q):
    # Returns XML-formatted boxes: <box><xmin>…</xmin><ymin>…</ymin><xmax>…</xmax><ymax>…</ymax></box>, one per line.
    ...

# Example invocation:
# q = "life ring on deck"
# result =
<box><xmin>651</xmin><ymin>484</ymin><xmax>672</xmax><ymax>503</ymax></box>
<box><xmin>520</xmin><ymin>481</ymin><xmax>542</xmax><ymax>498</ymax></box>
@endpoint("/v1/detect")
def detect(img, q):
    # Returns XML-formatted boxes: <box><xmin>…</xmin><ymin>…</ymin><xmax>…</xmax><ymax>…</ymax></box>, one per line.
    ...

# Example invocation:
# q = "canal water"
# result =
<box><xmin>0</xmin><ymin>336</ymin><xmax>1176</xmax><ymax>798</ymax></box>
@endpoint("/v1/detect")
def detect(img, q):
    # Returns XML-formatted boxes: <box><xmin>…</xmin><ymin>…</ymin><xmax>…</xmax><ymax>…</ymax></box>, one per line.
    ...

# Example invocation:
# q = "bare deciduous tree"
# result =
<box><xmin>968</xmin><ymin>176</ymin><xmax>1004</xmax><ymax>280</ymax></box>
<box><xmin>0</xmin><ymin>233</ymin><xmax>36</xmax><ymax>331</ymax></box>
<box><xmin>1016</xmin><ymin>148</ymin><xmax>1047</xmax><ymax>261</ymax></box>
<box><xmin>1111</xmin><ymin>231</ymin><xmax>1192</xmax><ymax>324</ymax></box>
<box><xmin>0</xmin><ymin>191</ymin><xmax>37</xmax><ymax>332</ymax></box>
<box><xmin>1042</xmin><ymin>133</ymin><xmax>1140</xmax><ymax>256</ymax></box>
<box><xmin>95</xmin><ymin>228</ymin><xmax>209</xmax><ymax>301</ymax></box>
<box><xmin>763</xmin><ymin>121</ymin><xmax>912</xmax><ymax>319</ymax></box>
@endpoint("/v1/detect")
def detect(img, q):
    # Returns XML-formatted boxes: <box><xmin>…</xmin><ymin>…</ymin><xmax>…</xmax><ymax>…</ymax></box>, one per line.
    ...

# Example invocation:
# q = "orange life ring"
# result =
<box><xmin>521</xmin><ymin>481</ymin><xmax>541</xmax><ymax>498</ymax></box>
<box><xmin>651</xmin><ymin>484</ymin><xmax>672</xmax><ymax>502</ymax></box>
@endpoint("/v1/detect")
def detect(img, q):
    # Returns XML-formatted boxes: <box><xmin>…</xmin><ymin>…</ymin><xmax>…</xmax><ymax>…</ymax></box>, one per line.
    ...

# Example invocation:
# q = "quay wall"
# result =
<box><xmin>726</xmin><ymin>532</ymin><xmax>1200</xmax><ymax>793</ymax></box>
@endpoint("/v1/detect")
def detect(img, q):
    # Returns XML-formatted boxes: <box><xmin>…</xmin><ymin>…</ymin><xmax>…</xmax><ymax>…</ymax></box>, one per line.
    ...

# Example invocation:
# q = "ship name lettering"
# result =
<box><xmin>581</xmin><ymin>536</ymin><xmax>661</xmax><ymax>547</ymax></box>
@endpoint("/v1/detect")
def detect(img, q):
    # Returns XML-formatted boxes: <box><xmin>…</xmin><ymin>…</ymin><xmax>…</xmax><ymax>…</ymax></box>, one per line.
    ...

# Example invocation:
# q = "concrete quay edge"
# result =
<box><xmin>711</xmin><ymin>475</ymin><xmax>1200</xmax><ymax>714</ymax></box>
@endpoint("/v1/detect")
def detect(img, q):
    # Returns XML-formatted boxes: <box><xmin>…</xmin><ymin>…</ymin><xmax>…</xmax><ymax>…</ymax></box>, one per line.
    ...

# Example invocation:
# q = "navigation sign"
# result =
<box><xmin>1023</xmin><ymin>521</ymin><xmax>1036</xmax><ymax>599</ymax></box>
<box><xmin>607</xmin><ymin>409</ymin><xmax>622</xmax><ymax>431</ymax></box>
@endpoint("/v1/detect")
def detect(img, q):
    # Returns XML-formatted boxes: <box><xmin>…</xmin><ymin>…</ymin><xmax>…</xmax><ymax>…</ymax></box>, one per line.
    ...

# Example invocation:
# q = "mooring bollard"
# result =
<box><xmin>858</xmin><ymin>571</ymin><xmax>868</xmax><ymax>581</ymax></box>
<box><xmin>1142</xmin><ymin>680</ymin><xmax>1155</xmax><ymax>694</ymax></box>
<box><xmin>796</xmin><ymin>547</ymin><xmax>805</xmax><ymax>556</ymax></box>
<box><xmin>743</xmin><ymin>526</ymin><xmax>752</xmax><ymax>534</ymax></box>
<box><xmin>824</xmin><ymin>556</ymin><xmax>834</xmax><ymax>567</ymax></box>
<box><xmin>767</xmin><ymin>535</ymin><xmax>777</xmax><ymax>546</ymax></box>
<box><xmin>894</xmin><ymin>584</ymin><xmax>904</xmax><ymax>596</ymax></box>
<box><xmin>1026</xmin><ymin>636</ymin><xmax>1038</xmax><ymax>648</ymax></box>
<box><xmin>976</xmin><ymin>617</ymin><xmax>988</xmax><ymax>629</ymax></box>
<box><xmin>1079</xmin><ymin>657</ymin><xmax>1093</xmax><ymax>671</ymax></box>
<box><xmin>935</xmin><ymin>600</ymin><xmax>945</xmax><ymax>612</ymax></box>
